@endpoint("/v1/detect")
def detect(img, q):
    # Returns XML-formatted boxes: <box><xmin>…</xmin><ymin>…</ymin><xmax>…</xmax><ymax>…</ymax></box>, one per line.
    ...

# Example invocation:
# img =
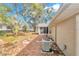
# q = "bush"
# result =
<box><xmin>0</xmin><ymin>30</ymin><xmax>6</xmax><ymax>36</ymax></box>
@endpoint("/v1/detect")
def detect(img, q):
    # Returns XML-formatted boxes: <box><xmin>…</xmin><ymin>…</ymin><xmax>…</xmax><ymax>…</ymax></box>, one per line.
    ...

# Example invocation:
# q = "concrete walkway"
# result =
<box><xmin>17</xmin><ymin>35</ymin><xmax>64</xmax><ymax>56</ymax></box>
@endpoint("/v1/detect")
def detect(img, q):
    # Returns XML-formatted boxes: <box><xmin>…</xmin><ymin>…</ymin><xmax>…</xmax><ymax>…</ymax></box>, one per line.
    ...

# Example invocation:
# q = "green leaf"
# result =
<box><xmin>0</xmin><ymin>5</ymin><xmax>11</xmax><ymax>14</ymax></box>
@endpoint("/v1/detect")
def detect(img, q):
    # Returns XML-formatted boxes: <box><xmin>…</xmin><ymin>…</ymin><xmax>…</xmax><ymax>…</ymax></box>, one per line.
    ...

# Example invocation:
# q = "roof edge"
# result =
<box><xmin>48</xmin><ymin>3</ymin><xmax>71</xmax><ymax>27</ymax></box>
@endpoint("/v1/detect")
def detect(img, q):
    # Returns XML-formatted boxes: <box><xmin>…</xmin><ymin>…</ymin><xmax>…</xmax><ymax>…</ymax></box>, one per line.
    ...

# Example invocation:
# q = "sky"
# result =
<box><xmin>2</xmin><ymin>3</ymin><xmax>62</xmax><ymax>25</ymax></box>
<box><xmin>4</xmin><ymin>3</ymin><xmax>61</xmax><ymax>16</ymax></box>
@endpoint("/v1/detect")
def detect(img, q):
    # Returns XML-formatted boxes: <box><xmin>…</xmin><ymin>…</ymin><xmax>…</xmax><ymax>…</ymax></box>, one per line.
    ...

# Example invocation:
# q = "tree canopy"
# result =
<box><xmin>0</xmin><ymin>3</ymin><xmax>60</xmax><ymax>31</ymax></box>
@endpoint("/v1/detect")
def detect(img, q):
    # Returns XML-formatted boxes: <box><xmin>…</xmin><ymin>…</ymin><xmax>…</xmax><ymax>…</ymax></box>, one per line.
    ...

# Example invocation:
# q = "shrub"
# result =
<box><xmin>0</xmin><ymin>30</ymin><xmax>6</xmax><ymax>36</ymax></box>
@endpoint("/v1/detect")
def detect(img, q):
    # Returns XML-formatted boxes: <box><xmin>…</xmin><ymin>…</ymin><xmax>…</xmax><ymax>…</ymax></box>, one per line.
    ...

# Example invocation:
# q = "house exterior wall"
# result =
<box><xmin>0</xmin><ymin>25</ymin><xmax>7</xmax><ymax>31</ymax></box>
<box><xmin>56</xmin><ymin>17</ymin><xmax>76</xmax><ymax>56</ymax></box>
<box><xmin>76</xmin><ymin>14</ymin><xmax>79</xmax><ymax>56</ymax></box>
<box><xmin>49</xmin><ymin>26</ymin><xmax>56</xmax><ymax>42</ymax></box>
<box><xmin>49</xmin><ymin>16</ymin><xmax>76</xmax><ymax>56</ymax></box>
<box><xmin>48</xmin><ymin>4</ymin><xmax>79</xmax><ymax>56</ymax></box>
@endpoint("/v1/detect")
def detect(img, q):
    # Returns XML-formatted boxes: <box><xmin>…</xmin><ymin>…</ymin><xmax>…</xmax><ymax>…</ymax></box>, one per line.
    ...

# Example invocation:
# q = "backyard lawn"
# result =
<box><xmin>0</xmin><ymin>32</ymin><xmax>22</xmax><ymax>43</ymax></box>
<box><xmin>0</xmin><ymin>32</ymin><xmax>37</xmax><ymax>43</ymax></box>
<box><xmin>0</xmin><ymin>31</ymin><xmax>38</xmax><ymax>56</ymax></box>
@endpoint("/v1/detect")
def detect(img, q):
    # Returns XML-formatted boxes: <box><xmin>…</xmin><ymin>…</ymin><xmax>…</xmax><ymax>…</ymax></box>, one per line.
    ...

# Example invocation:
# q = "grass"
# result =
<box><xmin>0</xmin><ymin>35</ymin><xmax>17</xmax><ymax>43</ymax></box>
<box><xmin>3</xmin><ymin>36</ymin><xmax>16</xmax><ymax>43</ymax></box>
<box><xmin>0</xmin><ymin>31</ymin><xmax>6</xmax><ymax>36</ymax></box>
<box><xmin>0</xmin><ymin>32</ymin><xmax>38</xmax><ymax>43</ymax></box>
<box><xmin>0</xmin><ymin>31</ymin><xmax>20</xmax><ymax>43</ymax></box>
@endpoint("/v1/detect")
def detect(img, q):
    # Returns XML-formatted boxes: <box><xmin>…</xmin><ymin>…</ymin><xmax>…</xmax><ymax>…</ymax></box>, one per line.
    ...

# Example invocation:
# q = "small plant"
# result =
<box><xmin>0</xmin><ymin>30</ymin><xmax>6</xmax><ymax>36</ymax></box>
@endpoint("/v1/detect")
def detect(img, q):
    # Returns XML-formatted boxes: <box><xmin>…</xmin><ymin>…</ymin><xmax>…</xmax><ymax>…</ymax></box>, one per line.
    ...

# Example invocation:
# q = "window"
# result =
<box><xmin>40</xmin><ymin>27</ymin><xmax>48</xmax><ymax>34</ymax></box>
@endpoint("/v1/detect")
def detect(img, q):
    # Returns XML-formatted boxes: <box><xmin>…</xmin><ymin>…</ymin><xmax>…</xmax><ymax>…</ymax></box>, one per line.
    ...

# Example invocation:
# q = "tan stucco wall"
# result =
<box><xmin>76</xmin><ymin>14</ymin><xmax>79</xmax><ymax>56</ymax></box>
<box><xmin>50</xmin><ymin>26</ymin><xmax>56</xmax><ymax>42</ymax></box>
<box><xmin>48</xmin><ymin>4</ymin><xmax>79</xmax><ymax>56</ymax></box>
<box><xmin>49</xmin><ymin>16</ymin><xmax>76</xmax><ymax>55</ymax></box>
<box><xmin>56</xmin><ymin>17</ymin><xmax>76</xmax><ymax>56</ymax></box>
